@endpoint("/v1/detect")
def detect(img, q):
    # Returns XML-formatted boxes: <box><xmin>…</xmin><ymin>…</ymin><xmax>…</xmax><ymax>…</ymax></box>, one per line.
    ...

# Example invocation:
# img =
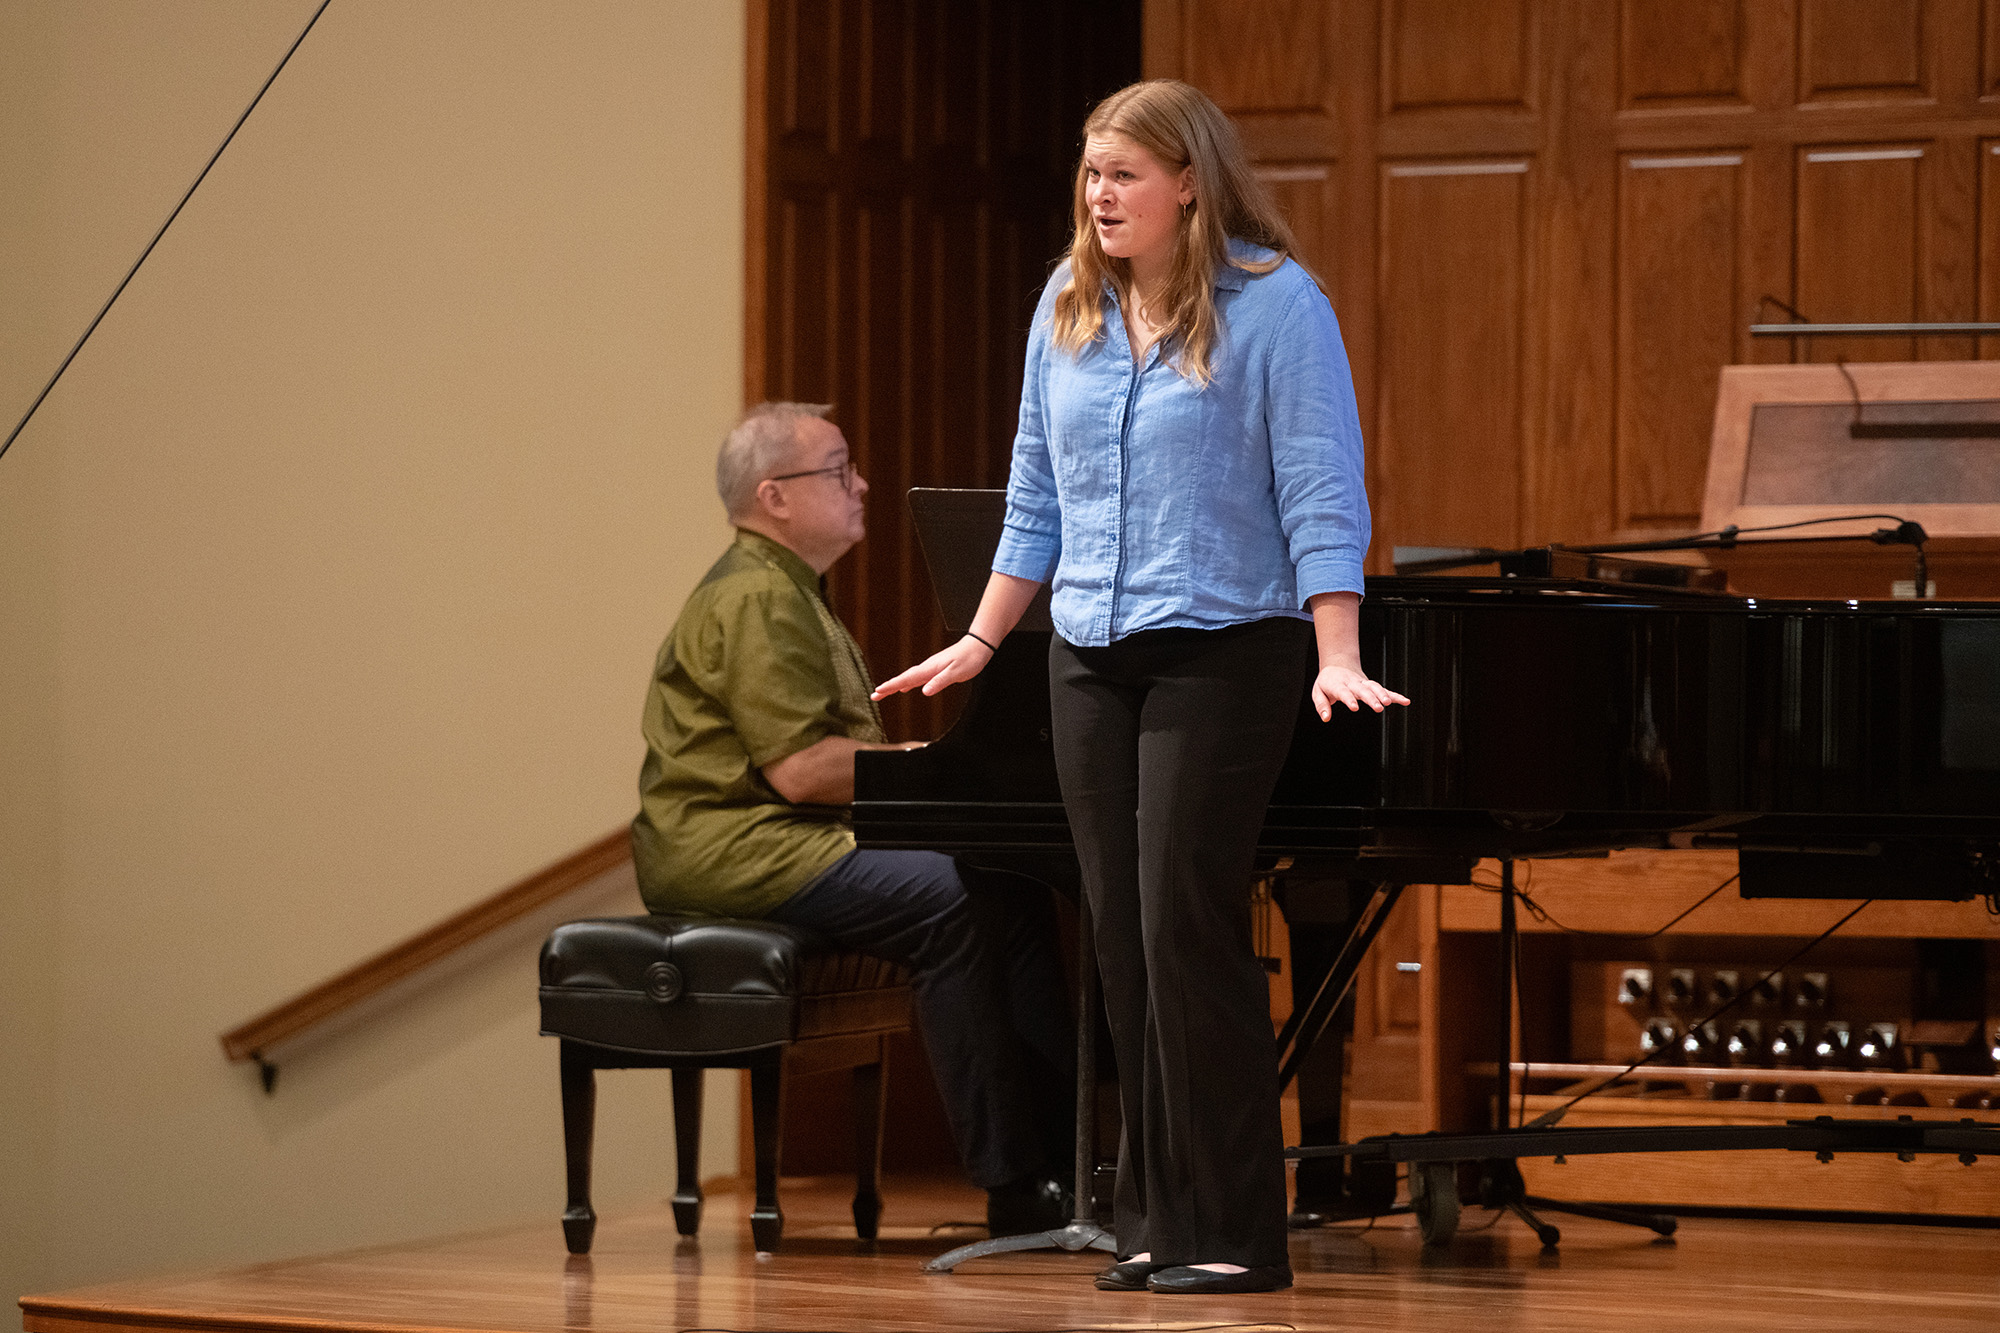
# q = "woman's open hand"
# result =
<box><xmin>871</xmin><ymin>635</ymin><xmax>996</xmax><ymax>701</ymax></box>
<box><xmin>1311</xmin><ymin>664</ymin><xmax>1410</xmax><ymax>720</ymax></box>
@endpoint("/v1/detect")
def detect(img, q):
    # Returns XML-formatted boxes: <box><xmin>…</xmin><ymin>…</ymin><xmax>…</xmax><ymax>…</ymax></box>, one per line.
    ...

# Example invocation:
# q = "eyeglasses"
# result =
<box><xmin>768</xmin><ymin>459</ymin><xmax>860</xmax><ymax>493</ymax></box>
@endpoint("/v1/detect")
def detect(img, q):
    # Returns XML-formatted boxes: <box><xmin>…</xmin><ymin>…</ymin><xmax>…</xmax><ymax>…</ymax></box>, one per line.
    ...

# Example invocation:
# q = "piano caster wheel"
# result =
<box><xmin>1409</xmin><ymin>1161</ymin><xmax>1461</xmax><ymax>1245</ymax></box>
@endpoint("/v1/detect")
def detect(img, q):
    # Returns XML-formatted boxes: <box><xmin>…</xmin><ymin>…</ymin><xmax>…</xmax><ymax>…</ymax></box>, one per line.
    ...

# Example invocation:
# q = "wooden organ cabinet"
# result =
<box><xmin>1154</xmin><ymin>1</ymin><xmax>2000</xmax><ymax>1218</ymax></box>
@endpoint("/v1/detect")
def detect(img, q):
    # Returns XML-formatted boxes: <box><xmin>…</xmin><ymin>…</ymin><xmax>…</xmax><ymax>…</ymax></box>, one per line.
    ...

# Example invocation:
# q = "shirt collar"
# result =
<box><xmin>1215</xmin><ymin>238</ymin><xmax>1274</xmax><ymax>291</ymax></box>
<box><xmin>1099</xmin><ymin>237</ymin><xmax>1275</xmax><ymax>299</ymax></box>
<box><xmin>733</xmin><ymin>528</ymin><xmax>822</xmax><ymax>599</ymax></box>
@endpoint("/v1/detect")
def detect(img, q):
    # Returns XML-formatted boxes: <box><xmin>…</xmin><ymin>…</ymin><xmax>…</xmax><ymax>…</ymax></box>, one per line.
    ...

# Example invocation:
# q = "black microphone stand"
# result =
<box><xmin>1398</xmin><ymin>515</ymin><xmax>1931</xmax><ymax>599</ymax></box>
<box><xmin>923</xmin><ymin>896</ymin><xmax>1116</xmax><ymax>1272</ymax></box>
<box><xmin>1560</xmin><ymin>519</ymin><xmax>1930</xmax><ymax>600</ymax></box>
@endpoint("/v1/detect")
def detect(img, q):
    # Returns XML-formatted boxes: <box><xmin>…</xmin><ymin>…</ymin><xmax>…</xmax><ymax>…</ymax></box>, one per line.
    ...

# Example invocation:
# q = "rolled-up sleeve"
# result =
<box><xmin>993</xmin><ymin>282</ymin><xmax>1063</xmax><ymax>583</ymax></box>
<box><xmin>1267</xmin><ymin>281</ymin><xmax>1370</xmax><ymax>603</ymax></box>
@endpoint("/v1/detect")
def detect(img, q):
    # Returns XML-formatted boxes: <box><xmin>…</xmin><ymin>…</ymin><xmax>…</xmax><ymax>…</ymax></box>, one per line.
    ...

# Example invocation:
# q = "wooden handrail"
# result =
<box><xmin>220</xmin><ymin>827</ymin><xmax>632</xmax><ymax>1080</ymax></box>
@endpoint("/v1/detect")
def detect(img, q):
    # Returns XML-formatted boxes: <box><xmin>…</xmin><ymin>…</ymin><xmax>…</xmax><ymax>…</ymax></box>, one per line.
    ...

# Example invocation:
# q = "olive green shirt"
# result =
<box><xmin>631</xmin><ymin>529</ymin><xmax>886</xmax><ymax>917</ymax></box>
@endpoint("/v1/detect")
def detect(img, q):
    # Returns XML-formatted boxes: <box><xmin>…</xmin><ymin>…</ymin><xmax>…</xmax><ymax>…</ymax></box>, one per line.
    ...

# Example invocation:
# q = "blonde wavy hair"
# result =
<box><xmin>1052</xmin><ymin>80</ymin><xmax>1305</xmax><ymax>387</ymax></box>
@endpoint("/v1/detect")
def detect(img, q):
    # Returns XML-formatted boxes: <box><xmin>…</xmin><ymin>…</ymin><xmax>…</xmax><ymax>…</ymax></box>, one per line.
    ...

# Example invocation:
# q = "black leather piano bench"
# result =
<box><xmin>538</xmin><ymin>914</ymin><xmax>911</xmax><ymax>1255</ymax></box>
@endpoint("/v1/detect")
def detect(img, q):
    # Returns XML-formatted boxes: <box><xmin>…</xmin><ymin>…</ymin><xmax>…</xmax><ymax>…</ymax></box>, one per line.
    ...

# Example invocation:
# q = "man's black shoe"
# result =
<box><xmin>1146</xmin><ymin>1264</ymin><xmax>1294</xmax><ymax>1294</ymax></box>
<box><xmin>985</xmin><ymin>1174</ymin><xmax>1069</xmax><ymax>1236</ymax></box>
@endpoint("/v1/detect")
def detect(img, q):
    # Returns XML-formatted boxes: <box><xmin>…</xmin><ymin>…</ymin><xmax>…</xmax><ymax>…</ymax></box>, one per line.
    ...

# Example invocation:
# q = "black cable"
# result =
<box><xmin>1577</xmin><ymin>511</ymin><xmax>1926</xmax><ymax>551</ymax></box>
<box><xmin>1514</xmin><ymin>924</ymin><xmax>1528</xmax><ymax>1126</ymax></box>
<box><xmin>1</xmin><ymin>0</ymin><xmax>335</xmax><ymax>464</ymax></box>
<box><xmin>1528</xmin><ymin>899</ymin><xmax>1874</xmax><ymax>1123</ymax></box>
<box><xmin>1471</xmin><ymin>867</ymin><xmax>1736</xmax><ymax>940</ymax></box>
<box><xmin>1504</xmin><ymin>872</ymin><xmax>1734</xmax><ymax>1126</ymax></box>
<box><xmin>1515</xmin><ymin>873</ymin><xmax>1736</xmax><ymax>939</ymax></box>
<box><xmin>1628</xmin><ymin>874</ymin><xmax>1736</xmax><ymax>939</ymax></box>
<box><xmin>1756</xmin><ymin>294</ymin><xmax>1813</xmax><ymax>325</ymax></box>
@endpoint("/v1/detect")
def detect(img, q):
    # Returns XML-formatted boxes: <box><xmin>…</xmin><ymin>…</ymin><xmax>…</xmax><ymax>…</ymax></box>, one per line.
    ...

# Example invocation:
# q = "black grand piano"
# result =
<box><xmin>859</xmin><ymin>488</ymin><xmax>1998</xmax><ymax>901</ymax></box>
<box><xmin>856</xmin><ymin>489</ymin><xmax>2000</xmax><ymax>1247</ymax></box>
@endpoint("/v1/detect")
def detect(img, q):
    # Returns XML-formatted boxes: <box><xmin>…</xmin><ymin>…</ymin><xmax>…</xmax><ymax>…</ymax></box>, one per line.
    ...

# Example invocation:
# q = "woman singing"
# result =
<box><xmin>874</xmin><ymin>79</ymin><xmax>1407</xmax><ymax>1294</ymax></box>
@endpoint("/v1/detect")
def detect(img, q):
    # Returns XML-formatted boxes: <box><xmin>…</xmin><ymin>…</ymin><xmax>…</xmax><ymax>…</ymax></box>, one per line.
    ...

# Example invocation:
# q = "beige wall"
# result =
<box><xmin>0</xmin><ymin>1</ymin><xmax>745</xmax><ymax>1320</ymax></box>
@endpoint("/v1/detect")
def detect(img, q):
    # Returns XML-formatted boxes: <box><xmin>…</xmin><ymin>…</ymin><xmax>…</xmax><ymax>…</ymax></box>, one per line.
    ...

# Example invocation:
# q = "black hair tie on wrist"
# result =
<box><xmin>964</xmin><ymin>630</ymin><xmax>998</xmax><ymax>653</ymax></box>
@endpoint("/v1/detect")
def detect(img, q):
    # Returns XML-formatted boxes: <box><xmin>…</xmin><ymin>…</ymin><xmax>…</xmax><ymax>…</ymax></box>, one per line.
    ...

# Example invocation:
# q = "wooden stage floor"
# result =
<box><xmin>22</xmin><ymin>1174</ymin><xmax>2000</xmax><ymax>1333</ymax></box>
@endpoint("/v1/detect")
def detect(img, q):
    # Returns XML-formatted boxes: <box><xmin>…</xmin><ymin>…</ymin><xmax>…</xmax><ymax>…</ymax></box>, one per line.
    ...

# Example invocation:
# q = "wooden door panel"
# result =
<box><xmin>1377</xmin><ymin>161</ymin><xmax>1530</xmax><ymax>551</ymax></box>
<box><xmin>1795</xmin><ymin>145</ymin><xmax>1926</xmax><ymax>362</ymax></box>
<box><xmin>774</xmin><ymin>0</ymin><xmax>835</xmax><ymax>141</ymax></box>
<box><xmin>1619</xmin><ymin>0</ymin><xmax>1747</xmax><ymax>109</ymax></box>
<box><xmin>1984</xmin><ymin>140</ymin><xmax>2000</xmax><ymax>358</ymax></box>
<box><xmin>850</xmin><ymin>198</ymin><xmax>909</xmax><ymax>677</ymax></box>
<box><xmin>1348</xmin><ymin>887</ymin><xmax>1424</xmax><ymax>1105</ymax></box>
<box><xmin>773</xmin><ymin>192</ymin><xmax>837</xmax><ymax>400</ymax></box>
<box><xmin>1259</xmin><ymin>165</ymin><xmax>1338</xmax><ymax>303</ymax></box>
<box><xmin>1617</xmin><ymin>152</ymin><xmax>1746</xmax><ymax>527</ymax></box>
<box><xmin>1988</xmin><ymin>0</ymin><xmax>2000</xmax><ymax>98</ymax></box>
<box><xmin>1384</xmin><ymin>0</ymin><xmax>1533</xmax><ymax>112</ymax></box>
<box><xmin>1797</xmin><ymin>0</ymin><xmax>1928</xmax><ymax>104</ymax></box>
<box><xmin>1183</xmin><ymin>0</ymin><xmax>1326</xmax><ymax>113</ymax></box>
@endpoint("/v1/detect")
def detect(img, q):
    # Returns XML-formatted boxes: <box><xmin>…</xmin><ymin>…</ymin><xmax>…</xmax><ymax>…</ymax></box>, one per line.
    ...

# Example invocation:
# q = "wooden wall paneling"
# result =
<box><xmin>1347</xmin><ymin>888</ymin><xmax>1424</xmax><ymax>1105</ymax></box>
<box><xmin>1619</xmin><ymin>0</ymin><xmax>1748</xmax><ymax>110</ymax></box>
<box><xmin>1744</xmin><ymin>0</ymin><xmax>1798</xmax><ymax>112</ymax></box>
<box><xmin>1925</xmin><ymin>134</ymin><xmax>1985</xmax><ymax>361</ymax></box>
<box><xmin>1793</xmin><ymin>144</ymin><xmax>1926</xmax><ymax>362</ymax></box>
<box><xmin>1183</xmin><ymin>0</ymin><xmax>1324</xmax><ymax>114</ymax></box>
<box><xmin>1530</xmin><ymin>0</ymin><xmax>1617</xmax><ymax>545</ymax></box>
<box><xmin>1984</xmin><ymin>139</ymin><xmax>2000</xmax><ymax>358</ymax></box>
<box><xmin>1617</xmin><ymin>153</ymin><xmax>1746</xmax><ymax>527</ymax></box>
<box><xmin>853</xmin><ymin>198</ymin><xmax>904</xmax><ymax>691</ymax></box>
<box><xmin>1376</xmin><ymin>160</ymin><xmax>1531</xmax><ymax>552</ymax></box>
<box><xmin>1796</xmin><ymin>0</ymin><xmax>1929</xmax><ymax>104</ymax></box>
<box><xmin>1328</xmin><ymin>0</ymin><xmax>1383</xmax><ymax>571</ymax></box>
<box><xmin>1258</xmin><ymin>165</ymin><xmax>1338</xmax><ymax>302</ymax></box>
<box><xmin>1743</xmin><ymin>140</ymin><xmax>1799</xmax><ymax>367</ymax></box>
<box><xmin>1988</xmin><ymin>0</ymin><xmax>2000</xmax><ymax>98</ymax></box>
<box><xmin>760</xmin><ymin>0</ymin><xmax>1139</xmax><ymax>744</ymax></box>
<box><xmin>745</xmin><ymin>0</ymin><xmax>771</xmax><ymax>406</ymax></box>
<box><xmin>1141</xmin><ymin>0</ymin><xmax>1184</xmax><ymax>79</ymax></box>
<box><xmin>779</xmin><ymin>0</ymin><xmax>836</xmax><ymax>144</ymax></box>
<box><xmin>1169</xmin><ymin>0</ymin><xmax>1337</xmax><ymax>160</ymax></box>
<box><xmin>1383</xmin><ymin>0</ymin><xmax>1534</xmax><ymax>114</ymax></box>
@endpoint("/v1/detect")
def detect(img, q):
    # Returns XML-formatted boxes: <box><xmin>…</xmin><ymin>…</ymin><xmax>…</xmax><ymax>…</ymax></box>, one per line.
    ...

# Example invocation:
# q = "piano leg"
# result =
<box><xmin>1276</xmin><ymin>879</ymin><xmax>1401</xmax><ymax>1223</ymax></box>
<box><xmin>1495</xmin><ymin>859</ymin><xmax>1517</xmax><ymax>1130</ymax></box>
<box><xmin>1287</xmin><ymin>919</ymin><xmax>1353</xmax><ymax>1220</ymax></box>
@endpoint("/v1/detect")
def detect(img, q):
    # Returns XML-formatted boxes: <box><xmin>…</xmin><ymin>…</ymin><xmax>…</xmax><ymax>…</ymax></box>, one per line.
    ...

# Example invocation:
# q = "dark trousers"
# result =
<box><xmin>769</xmin><ymin>848</ymin><xmax>1074</xmax><ymax>1189</ymax></box>
<box><xmin>1050</xmin><ymin>617</ymin><xmax>1315</xmax><ymax>1268</ymax></box>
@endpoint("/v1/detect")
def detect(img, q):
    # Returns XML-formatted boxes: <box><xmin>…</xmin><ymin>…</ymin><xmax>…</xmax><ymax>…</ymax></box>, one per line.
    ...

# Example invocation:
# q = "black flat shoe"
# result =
<box><xmin>1146</xmin><ymin>1264</ymin><xmax>1293</xmax><ymax>1294</ymax></box>
<box><xmin>1094</xmin><ymin>1258</ymin><xmax>1171</xmax><ymax>1291</ymax></box>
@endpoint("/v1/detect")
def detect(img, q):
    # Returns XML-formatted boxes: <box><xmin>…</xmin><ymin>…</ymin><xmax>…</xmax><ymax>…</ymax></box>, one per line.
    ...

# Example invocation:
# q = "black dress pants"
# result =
<box><xmin>1050</xmin><ymin>617</ymin><xmax>1315</xmax><ymax>1268</ymax></box>
<box><xmin>770</xmin><ymin>849</ymin><xmax>1075</xmax><ymax>1190</ymax></box>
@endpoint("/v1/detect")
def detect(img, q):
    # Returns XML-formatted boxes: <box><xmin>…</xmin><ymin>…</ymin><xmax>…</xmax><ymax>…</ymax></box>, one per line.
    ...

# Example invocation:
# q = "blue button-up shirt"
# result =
<box><xmin>992</xmin><ymin>242</ymin><xmax>1371</xmax><ymax>647</ymax></box>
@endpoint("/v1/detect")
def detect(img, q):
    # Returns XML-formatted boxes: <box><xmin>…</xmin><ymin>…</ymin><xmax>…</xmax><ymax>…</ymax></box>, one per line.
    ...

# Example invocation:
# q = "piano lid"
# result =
<box><xmin>1393</xmin><ymin>544</ymin><xmax>1732</xmax><ymax>592</ymax></box>
<box><xmin>909</xmin><ymin>489</ymin><xmax>1053</xmax><ymax>634</ymax></box>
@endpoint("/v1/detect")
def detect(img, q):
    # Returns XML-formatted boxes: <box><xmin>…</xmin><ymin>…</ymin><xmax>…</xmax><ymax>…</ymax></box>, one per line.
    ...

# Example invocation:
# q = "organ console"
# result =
<box><xmin>858</xmin><ymin>488</ymin><xmax>2000</xmax><ymax>1246</ymax></box>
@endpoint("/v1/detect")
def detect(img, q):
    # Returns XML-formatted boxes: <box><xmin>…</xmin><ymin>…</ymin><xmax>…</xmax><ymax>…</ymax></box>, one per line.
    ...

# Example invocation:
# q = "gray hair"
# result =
<box><xmin>715</xmin><ymin>401</ymin><xmax>833</xmax><ymax>521</ymax></box>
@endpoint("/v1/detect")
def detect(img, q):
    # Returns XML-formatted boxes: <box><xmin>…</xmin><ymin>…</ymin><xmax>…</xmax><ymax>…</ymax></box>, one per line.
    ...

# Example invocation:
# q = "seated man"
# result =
<box><xmin>631</xmin><ymin>400</ymin><xmax>1074</xmax><ymax>1234</ymax></box>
